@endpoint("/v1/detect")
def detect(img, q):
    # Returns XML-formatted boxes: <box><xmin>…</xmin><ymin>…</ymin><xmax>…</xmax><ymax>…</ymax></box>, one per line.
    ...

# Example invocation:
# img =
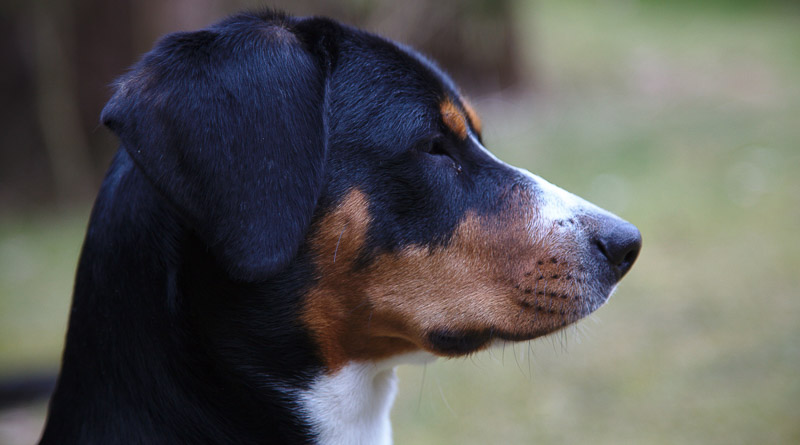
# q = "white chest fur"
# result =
<box><xmin>299</xmin><ymin>353</ymin><xmax>436</xmax><ymax>445</ymax></box>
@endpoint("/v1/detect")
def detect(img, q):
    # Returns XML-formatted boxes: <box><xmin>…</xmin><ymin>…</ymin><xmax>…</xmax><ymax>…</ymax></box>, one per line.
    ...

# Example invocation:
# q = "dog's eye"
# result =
<box><xmin>419</xmin><ymin>137</ymin><xmax>462</xmax><ymax>174</ymax></box>
<box><xmin>423</xmin><ymin>138</ymin><xmax>450</xmax><ymax>157</ymax></box>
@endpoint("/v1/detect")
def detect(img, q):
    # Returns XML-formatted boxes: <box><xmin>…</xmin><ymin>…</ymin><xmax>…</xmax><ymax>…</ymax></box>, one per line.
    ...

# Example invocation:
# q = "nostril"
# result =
<box><xmin>595</xmin><ymin>221</ymin><xmax>642</xmax><ymax>277</ymax></box>
<box><xmin>594</xmin><ymin>239</ymin><xmax>611</xmax><ymax>261</ymax></box>
<box><xmin>622</xmin><ymin>248</ymin><xmax>639</xmax><ymax>267</ymax></box>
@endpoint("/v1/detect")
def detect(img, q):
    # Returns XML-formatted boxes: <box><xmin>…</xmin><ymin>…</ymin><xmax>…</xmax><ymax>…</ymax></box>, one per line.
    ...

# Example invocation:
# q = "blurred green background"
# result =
<box><xmin>1</xmin><ymin>0</ymin><xmax>799</xmax><ymax>444</ymax></box>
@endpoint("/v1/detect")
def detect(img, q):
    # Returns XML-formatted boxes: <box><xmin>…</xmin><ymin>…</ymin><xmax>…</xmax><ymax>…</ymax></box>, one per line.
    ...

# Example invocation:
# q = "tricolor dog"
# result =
<box><xmin>40</xmin><ymin>11</ymin><xmax>641</xmax><ymax>445</ymax></box>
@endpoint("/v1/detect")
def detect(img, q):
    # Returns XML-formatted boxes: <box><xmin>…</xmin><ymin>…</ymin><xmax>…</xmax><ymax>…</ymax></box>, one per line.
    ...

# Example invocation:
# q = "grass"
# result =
<box><xmin>0</xmin><ymin>209</ymin><xmax>87</xmax><ymax>375</ymax></box>
<box><xmin>1</xmin><ymin>1</ymin><xmax>799</xmax><ymax>444</ymax></box>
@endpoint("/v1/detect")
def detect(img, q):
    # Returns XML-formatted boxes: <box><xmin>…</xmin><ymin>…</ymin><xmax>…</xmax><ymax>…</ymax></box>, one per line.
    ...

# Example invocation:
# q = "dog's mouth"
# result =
<box><xmin>425</xmin><ymin>328</ymin><xmax>556</xmax><ymax>356</ymax></box>
<box><xmin>421</xmin><ymin>254</ymin><xmax>630</xmax><ymax>357</ymax></box>
<box><xmin>423</xmin><ymin>285</ymin><xmax>615</xmax><ymax>357</ymax></box>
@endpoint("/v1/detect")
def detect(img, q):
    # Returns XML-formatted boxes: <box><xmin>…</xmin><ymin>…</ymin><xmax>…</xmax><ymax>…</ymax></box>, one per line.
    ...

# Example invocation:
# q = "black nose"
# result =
<box><xmin>595</xmin><ymin>220</ymin><xmax>642</xmax><ymax>278</ymax></box>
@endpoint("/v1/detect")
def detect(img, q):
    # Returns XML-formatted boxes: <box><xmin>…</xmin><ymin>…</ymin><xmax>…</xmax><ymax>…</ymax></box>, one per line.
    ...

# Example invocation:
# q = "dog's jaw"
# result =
<box><xmin>300</xmin><ymin>352</ymin><xmax>436</xmax><ymax>445</ymax></box>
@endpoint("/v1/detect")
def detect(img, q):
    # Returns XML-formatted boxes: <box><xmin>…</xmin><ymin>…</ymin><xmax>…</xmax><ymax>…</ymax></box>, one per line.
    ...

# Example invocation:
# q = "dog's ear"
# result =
<box><xmin>101</xmin><ymin>17</ymin><xmax>330</xmax><ymax>282</ymax></box>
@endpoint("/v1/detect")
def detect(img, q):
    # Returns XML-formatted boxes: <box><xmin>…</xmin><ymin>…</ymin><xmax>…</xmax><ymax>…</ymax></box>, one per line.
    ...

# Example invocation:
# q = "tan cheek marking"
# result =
<box><xmin>363</xmin><ymin>211</ymin><xmax>583</xmax><ymax>342</ymax></box>
<box><xmin>461</xmin><ymin>98</ymin><xmax>483</xmax><ymax>136</ymax></box>
<box><xmin>440</xmin><ymin>99</ymin><xmax>468</xmax><ymax>140</ymax></box>
<box><xmin>302</xmin><ymin>189</ymin><xmax>422</xmax><ymax>372</ymax></box>
<box><xmin>363</xmin><ymin>217</ymin><xmax>519</xmax><ymax>333</ymax></box>
<box><xmin>303</xmin><ymin>188</ymin><xmax>588</xmax><ymax>371</ymax></box>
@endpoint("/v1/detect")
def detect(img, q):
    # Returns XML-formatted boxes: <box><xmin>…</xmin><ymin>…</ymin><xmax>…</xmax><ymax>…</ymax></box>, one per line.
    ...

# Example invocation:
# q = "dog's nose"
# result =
<box><xmin>594</xmin><ymin>219</ymin><xmax>642</xmax><ymax>278</ymax></box>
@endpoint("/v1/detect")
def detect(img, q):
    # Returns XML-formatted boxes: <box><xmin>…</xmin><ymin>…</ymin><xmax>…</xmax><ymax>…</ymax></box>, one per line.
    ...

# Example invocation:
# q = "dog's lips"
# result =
<box><xmin>424</xmin><ymin>317</ymin><xmax>582</xmax><ymax>357</ymax></box>
<box><xmin>424</xmin><ymin>278</ymin><xmax>618</xmax><ymax>357</ymax></box>
<box><xmin>425</xmin><ymin>326</ymin><xmax>571</xmax><ymax>357</ymax></box>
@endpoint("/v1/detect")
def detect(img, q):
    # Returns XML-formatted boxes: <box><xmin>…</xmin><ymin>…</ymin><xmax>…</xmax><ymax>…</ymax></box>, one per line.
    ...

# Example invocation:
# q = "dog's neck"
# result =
<box><xmin>300</xmin><ymin>353</ymin><xmax>436</xmax><ymax>445</ymax></box>
<box><xmin>301</xmin><ymin>362</ymin><xmax>398</xmax><ymax>445</ymax></box>
<box><xmin>41</xmin><ymin>155</ymin><xmax>325</xmax><ymax>444</ymax></box>
<box><xmin>43</xmin><ymin>153</ymin><xmax>438</xmax><ymax>445</ymax></box>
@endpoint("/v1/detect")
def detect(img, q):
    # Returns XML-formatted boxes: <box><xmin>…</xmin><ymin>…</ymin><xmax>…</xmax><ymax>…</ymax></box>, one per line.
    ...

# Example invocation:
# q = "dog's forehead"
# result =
<box><xmin>389</xmin><ymin>40</ymin><xmax>482</xmax><ymax>137</ymax></box>
<box><xmin>327</xmin><ymin>29</ymin><xmax>480</xmax><ymax>149</ymax></box>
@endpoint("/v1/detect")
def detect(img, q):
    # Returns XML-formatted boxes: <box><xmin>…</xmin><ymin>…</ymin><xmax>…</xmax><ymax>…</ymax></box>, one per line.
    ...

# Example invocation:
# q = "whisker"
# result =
<box><xmin>333</xmin><ymin>224</ymin><xmax>348</xmax><ymax>263</ymax></box>
<box><xmin>416</xmin><ymin>363</ymin><xmax>427</xmax><ymax>412</ymax></box>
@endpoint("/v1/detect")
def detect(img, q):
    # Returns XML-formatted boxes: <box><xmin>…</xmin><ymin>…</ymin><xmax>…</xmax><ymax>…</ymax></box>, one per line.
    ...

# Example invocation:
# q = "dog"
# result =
<box><xmin>40</xmin><ymin>10</ymin><xmax>641</xmax><ymax>445</ymax></box>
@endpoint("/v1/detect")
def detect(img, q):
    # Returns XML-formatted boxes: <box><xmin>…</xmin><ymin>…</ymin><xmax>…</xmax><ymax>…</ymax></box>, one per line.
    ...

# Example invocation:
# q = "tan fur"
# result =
<box><xmin>461</xmin><ymin>98</ymin><xmax>483</xmax><ymax>136</ymax></box>
<box><xmin>302</xmin><ymin>188</ymin><xmax>590</xmax><ymax>372</ymax></box>
<box><xmin>440</xmin><ymin>99</ymin><xmax>469</xmax><ymax>139</ymax></box>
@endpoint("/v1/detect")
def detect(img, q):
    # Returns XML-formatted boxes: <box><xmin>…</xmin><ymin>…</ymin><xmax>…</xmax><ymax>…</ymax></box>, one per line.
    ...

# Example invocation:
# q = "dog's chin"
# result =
<box><xmin>424</xmin><ymin>283</ymin><xmax>618</xmax><ymax>357</ymax></box>
<box><xmin>425</xmin><ymin>326</ymin><xmax>565</xmax><ymax>357</ymax></box>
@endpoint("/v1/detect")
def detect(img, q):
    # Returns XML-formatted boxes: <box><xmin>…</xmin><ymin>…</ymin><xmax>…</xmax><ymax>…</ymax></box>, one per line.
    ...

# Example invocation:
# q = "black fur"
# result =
<box><xmin>42</xmin><ymin>10</ymin><xmax>528</xmax><ymax>445</ymax></box>
<box><xmin>100</xmin><ymin>13</ymin><xmax>329</xmax><ymax>283</ymax></box>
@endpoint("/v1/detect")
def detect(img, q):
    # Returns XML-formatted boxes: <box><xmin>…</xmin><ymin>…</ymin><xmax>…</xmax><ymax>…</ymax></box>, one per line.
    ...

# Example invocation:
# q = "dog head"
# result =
<box><xmin>101</xmin><ymin>11</ymin><xmax>641</xmax><ymax>372</ymax></box>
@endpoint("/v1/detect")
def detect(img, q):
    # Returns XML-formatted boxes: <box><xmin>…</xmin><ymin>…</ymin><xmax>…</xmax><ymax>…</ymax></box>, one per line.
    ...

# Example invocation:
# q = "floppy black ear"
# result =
<box><xmin>101</xmin><ymin>15</ymin><xmax>329</xmax><ymax>282</ymax></box>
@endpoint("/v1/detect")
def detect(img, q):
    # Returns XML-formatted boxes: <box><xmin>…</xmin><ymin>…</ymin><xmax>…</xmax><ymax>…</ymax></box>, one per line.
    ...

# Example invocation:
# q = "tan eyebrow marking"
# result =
<box><xmin>440</xmin><ymin>99</ymin><xmax>469</xmax><ymax>140</ymax></box>
<box><xmin>461</xmin><ymin>98</ymin><xmax>482</xmax><ymax>136</ymax></box>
